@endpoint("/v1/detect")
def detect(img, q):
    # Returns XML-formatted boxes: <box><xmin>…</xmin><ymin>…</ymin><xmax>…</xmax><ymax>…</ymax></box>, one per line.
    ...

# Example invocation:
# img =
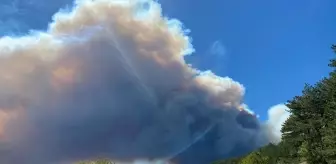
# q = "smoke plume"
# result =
<box><xmin>264</xmin><ymin>104</ymin><xmax>291</xmax><ymax>144</ymax></box>
<box><xmin>0</xmin><ymin>0</ymin><xmax>279</xmax><ymax>163</ymax></box>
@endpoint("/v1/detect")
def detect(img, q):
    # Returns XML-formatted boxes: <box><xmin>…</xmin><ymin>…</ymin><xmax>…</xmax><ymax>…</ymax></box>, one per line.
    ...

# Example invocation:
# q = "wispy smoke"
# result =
<box><xmin>0</xmin><ymin>0</ymin><xmax>278</xmax><ymax>163</ymax></box>
<box><xmin>186</xmin><ymin>40</ymin><xmax>228</xmax><ymax>74</ymax></box>
<box><xmin>209</xmin><ymin>40</ymin><xmax>226</xmax><ymax>56</ymax></box>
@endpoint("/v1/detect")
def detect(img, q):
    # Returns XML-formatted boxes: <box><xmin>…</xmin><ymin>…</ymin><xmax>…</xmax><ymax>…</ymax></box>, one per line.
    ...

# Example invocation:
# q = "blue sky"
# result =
<box><xmin>0</xmin><ymin>0</ymin><xmax>335</xmax><ymax>121</ymax></box>
<box><xmin>160</xmin><ymin>0</ymin><xmax>336</xmax><ymax>120</ymax></box>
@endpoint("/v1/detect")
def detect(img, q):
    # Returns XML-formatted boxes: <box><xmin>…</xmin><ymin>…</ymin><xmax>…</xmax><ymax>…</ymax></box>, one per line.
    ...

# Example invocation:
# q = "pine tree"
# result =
<box><xmin>282</xmin><ymin>77</ymin><xmax>328</xmax><ymax>164</ymax></box>
<box><xmin>281</xmin><ymin>45</ymin><xmax>336</xmax><ymax>164</ymax></box>
<box><xmin>320</xmin><ymin>45</ymin><xmax>336</xmax><ymax>163</ymax></box>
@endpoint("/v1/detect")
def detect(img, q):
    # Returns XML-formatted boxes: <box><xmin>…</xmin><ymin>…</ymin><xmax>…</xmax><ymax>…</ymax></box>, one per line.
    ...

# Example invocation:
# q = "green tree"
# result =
<box><xmin>280</xmin><ymin>45</ymin><xmax>336</xmax><ymax>164</ymax></box>
<box><xmin>240</xmin><ymin>151</ymin><xmax>270</xmax><ymax>164</ymax></box>
<box><xmin>76</xmin><ymin>159</ymin><xmax>115</xmax><ymax>164</ymax></box>
<box><xmin>282</xmin><ymin>82</ymin><xmax>330</xmax><ymax>164</ymax></box>
<box><xmin>319</xmin><ymin>45</ymin><xmax>336</xmax><ymax>163</ymax></box>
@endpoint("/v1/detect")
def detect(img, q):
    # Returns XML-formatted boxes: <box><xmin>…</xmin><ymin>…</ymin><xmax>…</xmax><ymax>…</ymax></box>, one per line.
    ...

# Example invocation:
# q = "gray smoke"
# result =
<box><xmin>0</xmin><ymin>0</ymin><xmax>274</xmax><ymax>163</ymax></box>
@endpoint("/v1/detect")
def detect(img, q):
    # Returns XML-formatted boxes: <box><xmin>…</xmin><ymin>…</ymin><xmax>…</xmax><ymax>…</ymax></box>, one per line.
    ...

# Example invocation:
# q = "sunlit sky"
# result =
<box><xmin>160</xmin><ymin>0</ymin><xmax>336</xmax><ymax>120</ymax></box>
<box><xmin>0</xmin><ymin>0</ymin><xmax>335</xmax><ymax>120</ymax></box>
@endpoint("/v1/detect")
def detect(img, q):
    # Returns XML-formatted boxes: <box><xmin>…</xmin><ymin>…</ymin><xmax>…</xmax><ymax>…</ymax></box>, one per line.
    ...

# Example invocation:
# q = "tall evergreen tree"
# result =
<box><xmin>281</xmin><ymin>45</ymin><xmax>336</xmax><ymax>164</ymax></box>
<box><xmin>320</xmin><ymin>45</ymin><xmax>336</xmax><ymax>163</ymax></box>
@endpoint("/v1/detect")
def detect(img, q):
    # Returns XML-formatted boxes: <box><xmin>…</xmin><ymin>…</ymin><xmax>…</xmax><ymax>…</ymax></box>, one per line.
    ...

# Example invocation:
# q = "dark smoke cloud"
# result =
<box><xmin>0</xmin><ymin>0</ymin><xmax>278</xmax><ymax>163</ymax></box>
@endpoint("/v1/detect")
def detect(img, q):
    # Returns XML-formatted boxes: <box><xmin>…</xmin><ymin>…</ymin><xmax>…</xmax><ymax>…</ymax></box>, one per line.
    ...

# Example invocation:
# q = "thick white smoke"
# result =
<box><xmin>0</xmin><ymin>0</ymin><xmax>281</xmax><ymax>163</ymax></box>
<box><xmin>264</xmin><ymin>104</ymin><xmax>291</xmax><ymax>144</ymax></box>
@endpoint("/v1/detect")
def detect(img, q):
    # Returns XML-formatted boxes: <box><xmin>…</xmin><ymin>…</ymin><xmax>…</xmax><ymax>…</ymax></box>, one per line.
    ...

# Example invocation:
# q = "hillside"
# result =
<box><xmin>214</xmin><ymin>45</ymin><xmax>336</xmax><ymax>164</ymax></box>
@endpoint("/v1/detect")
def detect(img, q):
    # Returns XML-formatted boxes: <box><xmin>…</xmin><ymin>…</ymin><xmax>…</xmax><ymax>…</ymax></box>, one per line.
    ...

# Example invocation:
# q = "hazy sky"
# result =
<box><xmin>0</xmin><ymin>0</ymin><xmax>335</xmax><ymax>121</ymax></box>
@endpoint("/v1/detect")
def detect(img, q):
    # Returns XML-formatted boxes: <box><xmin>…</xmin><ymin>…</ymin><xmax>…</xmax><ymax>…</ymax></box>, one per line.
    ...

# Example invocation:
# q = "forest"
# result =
<box><xmin>215</xmin><ymin>45</ymin><xmax>336</xmax><ymax>164</ymax></box>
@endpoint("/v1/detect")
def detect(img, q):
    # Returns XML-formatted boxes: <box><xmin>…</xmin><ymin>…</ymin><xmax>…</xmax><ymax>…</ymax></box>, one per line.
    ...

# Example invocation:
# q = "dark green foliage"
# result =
<box><xmin>214</xmin><ymin>45</ymin><xmax>336</xmax><ymax>164</ymax></box>
<box><xmin>213</xmin><ymin>144</ymin><xmax>287</xmax><ymax>164</ymax></box>
<box><xmin>329</xmin><ymin>45</ymin><xmax>336</xmax><ymax>68</ymax></box>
